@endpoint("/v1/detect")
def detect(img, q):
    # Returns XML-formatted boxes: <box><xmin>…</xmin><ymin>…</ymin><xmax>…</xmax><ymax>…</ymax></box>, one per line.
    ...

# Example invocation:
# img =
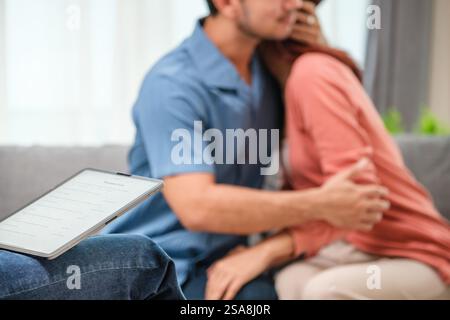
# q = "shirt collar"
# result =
<box><xmin>186</xmin><ymin>20</ymin><xmax>257</xmax><ymax>91</ymax></box>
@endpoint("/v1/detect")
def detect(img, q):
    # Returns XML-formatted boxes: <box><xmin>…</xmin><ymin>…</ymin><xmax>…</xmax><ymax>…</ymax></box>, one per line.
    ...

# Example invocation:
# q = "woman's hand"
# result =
<box><xmin>291</xmin><ymin>1</ymin><xmax>327</xmax><ymax>46</ymax></box>
<box><xmin>205</xmin><ymin>246</ymin><xmax>269</xmax><ymax>300</ymax></box>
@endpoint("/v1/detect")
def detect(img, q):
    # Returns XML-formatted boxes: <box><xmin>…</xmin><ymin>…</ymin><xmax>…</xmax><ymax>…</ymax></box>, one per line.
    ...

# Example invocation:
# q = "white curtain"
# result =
<box><xmin>0</xmin><ymin>0</ymin><xmax>208</xmax><ymax>146</ymax></box>
<box><xmin>317</xmin><ymin>0</ymin><xmax>370</xmax><ymax>67</ymax></box>
<box><xmin>0</xmin><ymin>0</ymin><xmax>368</xmax><ymax>146</ymax></box>
<box><xmin>0</xmin><ymin>0</ymin><xmax>6</xmax><ymax>142</ymax></box>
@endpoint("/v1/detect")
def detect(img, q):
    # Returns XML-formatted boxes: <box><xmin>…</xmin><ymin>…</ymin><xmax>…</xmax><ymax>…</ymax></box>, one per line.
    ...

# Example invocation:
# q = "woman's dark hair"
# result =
<box><xmin>206</xmin><ymin>0</ymin><xmax>218</xmax><ymax>15</ymax></box>
<box><xmin>282</xmin><ymin>40</ymin><xmax>363</xmax><ymax>83</ymax></box>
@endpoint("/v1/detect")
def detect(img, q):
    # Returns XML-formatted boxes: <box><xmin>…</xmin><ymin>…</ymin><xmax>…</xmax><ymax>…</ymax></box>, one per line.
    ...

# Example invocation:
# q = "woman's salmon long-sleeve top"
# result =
<box><xmin>285</xmin><ymin>53</ymin><xmax>450</xmax><ymax>284</ymax></box>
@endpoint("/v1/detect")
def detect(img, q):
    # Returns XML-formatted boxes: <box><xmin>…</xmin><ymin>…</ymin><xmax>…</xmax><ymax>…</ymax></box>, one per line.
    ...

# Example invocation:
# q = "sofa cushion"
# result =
<box><xmin>0</xmin><ymin>146</ymin><xmax>128</xmax><ymax>220</ymax></box>
<box><xmin>0</xmin><ymin>137</ymin><xmax>449</xmax><ymax>222</ymax></box>
<box><xmin>395</xmin><ymin>135</ymin><xmax>450</xmax><ymax>220</ymax></box>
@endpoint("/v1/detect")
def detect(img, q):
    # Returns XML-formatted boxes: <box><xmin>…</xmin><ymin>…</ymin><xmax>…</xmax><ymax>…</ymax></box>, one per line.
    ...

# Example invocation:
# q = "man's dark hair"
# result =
<box><xmin>206</xmin><ymin>0</ymin><xmax>218</xmax><ymax>15</ymax></box>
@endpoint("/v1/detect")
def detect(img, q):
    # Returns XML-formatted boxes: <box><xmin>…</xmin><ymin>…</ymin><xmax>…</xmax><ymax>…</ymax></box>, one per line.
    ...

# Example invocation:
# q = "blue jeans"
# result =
<box><xmin>0</xmin><ymin>234</ymin><xmax>185</xmax><ymax>300</ymax></box>
<box><xmin>182</xmin><ymin>265</ymin><xmax>278</xmax><ymax>300</ymax></box>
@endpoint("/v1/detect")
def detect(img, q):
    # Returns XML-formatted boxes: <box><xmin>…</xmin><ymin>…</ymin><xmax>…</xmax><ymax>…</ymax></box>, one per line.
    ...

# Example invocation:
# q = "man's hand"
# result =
<box><xmin>314</xmin><ymin>159</ymin><xmax>390</xmax><ymax>231</ymax></box>
<box><xmin>291</xmin><ymin>1</ymin><xmax>327</xmax><ymax>46</ymax></box>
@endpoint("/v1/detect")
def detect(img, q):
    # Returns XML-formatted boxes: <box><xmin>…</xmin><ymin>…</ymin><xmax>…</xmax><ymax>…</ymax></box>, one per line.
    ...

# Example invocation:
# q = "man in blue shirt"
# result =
<box><xmin>104</xmin><ymin>0</ymin><xmax>389</xmax><ymax>300</ymax></box>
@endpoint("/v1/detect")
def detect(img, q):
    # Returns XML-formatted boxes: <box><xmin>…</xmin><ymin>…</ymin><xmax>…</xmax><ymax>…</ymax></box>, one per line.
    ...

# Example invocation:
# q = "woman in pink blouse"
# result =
<box><xmin>204</xmin><ymin>30</ymin><xmax>450</xmax><ymax>301</ymax></box>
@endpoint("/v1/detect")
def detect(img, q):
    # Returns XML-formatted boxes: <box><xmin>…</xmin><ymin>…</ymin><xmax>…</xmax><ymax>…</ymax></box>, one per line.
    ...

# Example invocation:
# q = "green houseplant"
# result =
<box><xmin>382</xmin><ymin>109</ymin><xmax>405</xmax><ymax>135</ymax></box>
<box><xmin>414</xmin><ymin>108</ymin><xmax>450</xmax><ymax>136</ymax></box>
<box><xmin>382</xmin><ymin>107</ymin><xmax>450</xmax><ymax>136</ymax></box>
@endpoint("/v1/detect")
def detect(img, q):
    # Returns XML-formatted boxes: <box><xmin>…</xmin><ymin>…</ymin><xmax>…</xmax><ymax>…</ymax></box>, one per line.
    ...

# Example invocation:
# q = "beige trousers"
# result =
<box><xmin>275</xmin><ymin>241</ymin><xmax>450</xmax><ymax>300</ymax></box>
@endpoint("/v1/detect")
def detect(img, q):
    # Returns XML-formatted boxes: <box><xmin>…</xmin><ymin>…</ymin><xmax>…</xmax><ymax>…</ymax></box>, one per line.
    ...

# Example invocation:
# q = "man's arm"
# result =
<box><xmin>163</xmin><ymin>159</ymin><xmax>389</xmax><ymax>235</ymax></box>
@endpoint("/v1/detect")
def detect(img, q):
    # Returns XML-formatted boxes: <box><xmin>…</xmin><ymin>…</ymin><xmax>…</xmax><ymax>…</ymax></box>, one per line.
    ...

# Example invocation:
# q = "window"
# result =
<box><xmin>0</xmin><ymin>0</ymin><xmax>369</xmax><ymax>146</ymax></box>
<box><xmin>318</xmin><ymin>0</ymin><xmax>370</xmax><ymax>67</ymax></box>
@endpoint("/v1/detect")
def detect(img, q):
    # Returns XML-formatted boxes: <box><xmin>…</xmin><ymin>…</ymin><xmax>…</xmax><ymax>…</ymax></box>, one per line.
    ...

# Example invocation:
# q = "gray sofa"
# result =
<box><xmin>0</xmin><ymin>136</ymin><xmax>449</xmax><ymax>221</ymax></box>
<box><xmin>0</xmin><ymin>145</ymin><xmax>128</xmax><ymax>220</ymax></box>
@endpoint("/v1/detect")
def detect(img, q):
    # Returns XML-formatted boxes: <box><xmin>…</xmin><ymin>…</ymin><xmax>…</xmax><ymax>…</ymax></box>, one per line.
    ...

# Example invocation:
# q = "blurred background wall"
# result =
<box><xmin>429</xmin><ymin>0</ymin><xmax>450</xmax><ymax>124</ymax></box>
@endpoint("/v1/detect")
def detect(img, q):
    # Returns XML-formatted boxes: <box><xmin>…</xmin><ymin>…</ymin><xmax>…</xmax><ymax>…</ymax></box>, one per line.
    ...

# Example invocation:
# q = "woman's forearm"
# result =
<box><xmin>257</xmin><ymin>231</ymin><xmax>297</xmax><ymax>270</ymax></box>
<box><xmin>256</xmin><ymin>224</ymin><xmax>348</xmax><ymax>272</ymax></box>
